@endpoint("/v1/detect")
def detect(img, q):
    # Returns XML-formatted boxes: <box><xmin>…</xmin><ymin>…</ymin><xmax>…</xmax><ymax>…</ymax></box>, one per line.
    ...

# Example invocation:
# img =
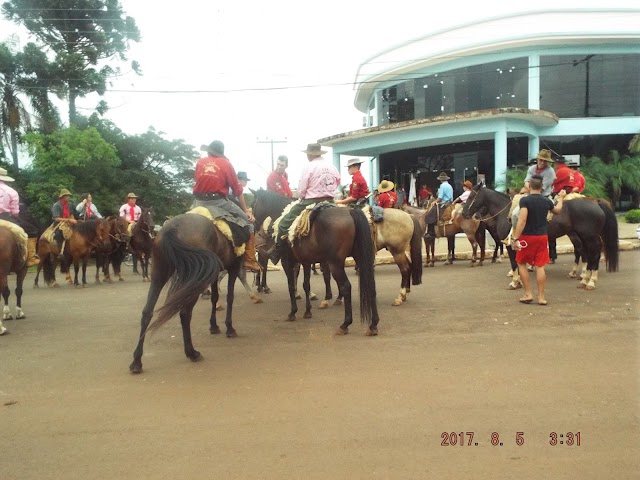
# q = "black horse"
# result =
<box><xmin>463</xmin><ymin>186</ymin><xmax>619</xmax><ymax>289</ymax></box>
<box><xmin>129</xmin><ymin>208</ymin><xmax>154</xmax><ymax>282</ymax></box>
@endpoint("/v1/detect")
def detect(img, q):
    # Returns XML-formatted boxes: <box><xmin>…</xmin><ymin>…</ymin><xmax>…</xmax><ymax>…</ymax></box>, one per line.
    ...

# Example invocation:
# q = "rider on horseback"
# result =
<box><xmin>0</xmin><ymin>167</ymin><xmax>40</xmax><ymax>266</ymax></box>
<box><xmin>268</xmin><ymin>143</ymin><xmax>341</xmax><ymax>264</ymax></box>
<box><xmin>336</xmin><ymin>158</ymin><xmax>369</xmax><ymax>207</ymax></box>
<box><xmin>424</xmin><ymin>171</ymin><xmax>454</xmax><ymax>239</ymax></box>
<box><xmin>193</xmin><ymin>140</ymin><xmax>261</xmax><ymax>273</ymax></box>
<box><xmin>51</xmin><ymin>188</ymin><xmax>78</xmax><ymax>258</ymax></box>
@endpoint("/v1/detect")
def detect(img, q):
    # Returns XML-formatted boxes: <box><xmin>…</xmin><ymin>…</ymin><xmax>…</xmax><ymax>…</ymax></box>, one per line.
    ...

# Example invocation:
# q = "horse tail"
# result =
<box><xmin>42</xmin><ymin>253</ymin><xmax>56</xmax><ymax>285</ymax></box>
<box><xmin>597</xmin><ymin>200</ymin><xmax>619</xmax><ymax>273</ymax></box>
<box><xmin>148</xmin><ymin>228</ymin><xmax>222</xmax><ymax>333</ymax></box>
<box><xmin>410</xmin><ymin>218</ymin><xmax>423</xmax><ymax>285</ymax></box>
<box><xmin>350</xmin><ymin>208</ymin><xmax>378</xmax><ymax>326</ymax></box>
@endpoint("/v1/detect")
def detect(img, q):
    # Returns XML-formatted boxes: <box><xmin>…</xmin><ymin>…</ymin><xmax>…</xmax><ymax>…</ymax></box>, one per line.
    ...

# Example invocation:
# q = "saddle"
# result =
<box><xmin>42</xmin><ymin>220</ymin><xmax>74</xmax><ymax>244</ymax></box>
<box><xmin>425</xmin><ymin>202</ymin><xmax>453</xmax><ymax>226</ymax></box>
<box><xmin>187</xmin><ymin>206</ymin><xmax>246</xmax><ymax>257</ymax></box>
<box><xmin>0</xmin><ymin>219</ymin><xmax>28</xmax><ymax>263</ymax></box>
<box><xmin>289</xmin><ymin>201</ymin><xmax>336</xmax><ymax>243</ymax></box>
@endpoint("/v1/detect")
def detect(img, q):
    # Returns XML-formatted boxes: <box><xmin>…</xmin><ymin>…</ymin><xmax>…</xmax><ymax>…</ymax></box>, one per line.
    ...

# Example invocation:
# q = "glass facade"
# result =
<box><xmin>373</xmin><ymin>54</ymin><xmax>640</xmax><ymax>123</ymax></box>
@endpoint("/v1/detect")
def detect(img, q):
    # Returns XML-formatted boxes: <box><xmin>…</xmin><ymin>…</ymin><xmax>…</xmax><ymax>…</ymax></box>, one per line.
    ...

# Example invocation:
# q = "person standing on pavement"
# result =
<box><xmin>512</xmin><ymin>174</ymin><xmax>566</xmax><ymax>305</ymax></box>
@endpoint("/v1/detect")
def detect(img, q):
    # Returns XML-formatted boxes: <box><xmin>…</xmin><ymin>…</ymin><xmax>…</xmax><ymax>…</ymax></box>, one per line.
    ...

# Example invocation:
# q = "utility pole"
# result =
<box><xmin>257</xmin><ymin>137</ymin><xmax>287</xmax><ymax>171</ymax></box>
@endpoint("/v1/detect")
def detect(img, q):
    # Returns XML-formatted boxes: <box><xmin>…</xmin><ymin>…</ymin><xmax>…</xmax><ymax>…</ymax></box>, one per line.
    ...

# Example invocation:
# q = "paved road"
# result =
<box><xmin>1</xmin><ymin>250</ymin><xmax>638</xmax><ymax>479</ymax></box>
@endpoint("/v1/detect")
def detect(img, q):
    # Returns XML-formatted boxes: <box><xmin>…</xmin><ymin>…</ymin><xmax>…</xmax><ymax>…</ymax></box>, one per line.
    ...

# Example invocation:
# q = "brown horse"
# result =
<box><xmin>129</xmin><ymin>213</ymin><xmax>245</xmax><ymax>373</ymax></box>
<box><xmin>129</xmin><ymin>208</ymin><xmax>154</xmax><ymax>282</ymax></box>
<box><xmin>252</xmin><ymin>190</ymin><xmax>380</xmax><ymax>333</ymax></box>
<box><xmin>0</xmin><ymin>226</ymin><xmax>28</xmax><ymax>333</ymax></box>
<box><xmin>95</xmin><ymin>216</ymin><xmax>130</xmax><ymax>283</ymax></box>
<box><xmin>403</xmin><ymin>203</ymin><xmax>486</xmax><ymax>267</ymax></box>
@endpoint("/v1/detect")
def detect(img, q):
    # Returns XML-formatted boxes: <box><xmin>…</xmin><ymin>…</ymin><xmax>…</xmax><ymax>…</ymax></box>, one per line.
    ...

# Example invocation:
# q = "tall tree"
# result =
<box><xmin>2</xmin><ymin>0</ymin><xmax>140</xmax><ymax>125</ymax></box>
<box><xmin>584</xmin><ymin>150</ymin><xmax>640</xmax><ymax>208</ymax></box>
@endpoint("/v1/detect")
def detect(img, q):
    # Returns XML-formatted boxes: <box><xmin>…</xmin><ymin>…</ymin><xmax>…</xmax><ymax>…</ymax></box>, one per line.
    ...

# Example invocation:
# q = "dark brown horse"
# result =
<box><xmin>0</xmin><ymin>226</ymin><xmax>28</xmax><ymax>333</ymax></box>
<box><xmin>129</xmin><ymin>213</ymin><xmax>244</xmax><ymax>374</ymax></box>
<box><xmin>95</xmin><ymin>216</ymin><xmax>130</xmax><ymax>283</ymax></box>
<box><xmin>463</xmin><ymin>186</ymin><xmax>619</xmax><ymax>289</ymax></box>
<box><xmin>129</xmin><ymin>208</ymin><xmax>154</xmax><ymax>282</ymax></box>
<box><xmin>252</xmin><ymin>190</ymin><xmax>380</xmax><ymax>334</ymax></box>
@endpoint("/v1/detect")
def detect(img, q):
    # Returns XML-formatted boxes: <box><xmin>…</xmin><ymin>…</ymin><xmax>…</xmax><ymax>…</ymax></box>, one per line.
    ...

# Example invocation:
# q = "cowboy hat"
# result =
<box><xmin>377</xmin><ymin>180</ymin><xmax>395</xmax><ymax>193</ymax></box>
<box><xmin>237</xmin><ymin>171</ymin><xmax>250</xmax><ymax>181</ymax></box>
<box><xmin>127</xmin><ymin>192</ymin><xmax>139</xmax><ymax>199</ymax></box>
<box><xmin>200</xmin><ymin>140</ymin><xmax>225</xmax><ymax>155</ymax></box>
<box><xmin>436</xmin><ymin>172</ymin><xmax>450</xmax><ymax>181</ymax></box>
<box><xmin>301</xmin><ymin>143</ymin><xmax>327</xmax><ymax>155</ymax></box>
<box><xmin>58</xmin><ymin>188</ymin><xmax>72</xmax><ymax>198</ymax></box>
<box><xmin>528</xmin><ymin>157</ymin><xmax>538</xmax><ymax>165</ymax></box>
<box><xmin>346</xmin><ymin>158</ymin><xmax>363</xmax><ymax>168</ymax></box>
<box><xmin>554</xmin><ymin>156</ymin><xmax>567</xmax><ymax>163</ymax></box>
<box><xmin>0</xmin><ymin>167</ymin><xmax>15</xmax><ymax>182</ymax></box>
<box><xmin>536</xmin><ymin>149</ymin><xmax>554</xmax><ymax>163</ymax></box>
<box><xmin>463</xmin><ymin>180</ymin><xmax>473</xmax><ymax>189</ymax></box>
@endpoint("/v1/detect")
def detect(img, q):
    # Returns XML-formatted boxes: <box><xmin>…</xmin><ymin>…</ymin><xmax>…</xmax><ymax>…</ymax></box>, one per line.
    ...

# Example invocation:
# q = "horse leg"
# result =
<box><xmin>224</xmin><ymin>262</ymin><xmax>240</xmax><ymax>337</ymax></box>
<box><xmin>2</xmin><ymin>283</ymin><xmax>11</xmax><ymax>320</ymax></box>
<box><xmin>332</xmin><ymin>265</ymin><xmax>353</xmax><ymax>335</ymax></box>
<box><xmin>14</xmin><ymin>267</ymin><xmax>26</xmax><ymax>319</ymax></box>
<box><xmin>283</xmin><ymin>256</ymin><xmax>299</xmax><ymax>321</ymax></box>
<box><xmin>209</xmin><ymin>277</ymin><xmax>221</xmax><ymax>334</ymax></box>
<box><xmin>444</xmin><ymin>235</ymin><xmax>455</xmax><ymax>265</ymax></box>
<box><xmin>506</xmin><ymin>246</ymin><xmax>522</xmax><ymax>289</ymax></box>
<box><xmin>390</xmin><ymin>250</ymin><xmax>410</xmax><ymax>306</ymax></box>
<box><xmin>73</xmin><ymin>259</ymin><xmax>81</xmax><ymax>288</ymax></box>
<box><xmin>299</xmin><ymin>264</ymin><xmax>312</xmax><ymax>318</ymax></box>
<box><xmin>132</xmin><ymin>254</ymin><xmax>139</xmax><ymax>274</ymax></box>
<box><xmin>179</xmin><ymin>298</ymin><xmax>202</xmax><ymax>362</ymax></box>
<box><xmin>129</xmin><ymin>276</ymin><xmax>166</xmax><ymax>374</ymax></box>
<box><xmin>580</xmin><ymin>236</ymin><xmax>602</xmax><ymax>290</ymax></box>
<box><xmin>81</xmin><ymin>256</ymin><xmax>89</xmax><ymax>287</ymax></box>
<box><xmin>94</xmin><ymin>252</ymin><xmax>102</xmax><ymax>284</ymax></box>
<box><xmin>240</xmin><ymin>266</ymin><xmax>262</xmax><ymax>304</ymax></box>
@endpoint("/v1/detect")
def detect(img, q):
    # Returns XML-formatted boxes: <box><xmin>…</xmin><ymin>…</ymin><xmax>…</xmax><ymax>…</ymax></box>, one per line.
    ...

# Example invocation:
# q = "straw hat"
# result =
<box><xmin>536</xmin><ymin>149</ymin><xmax>554</xmax><ymax>163</ymax></box>
<box><xmin>436</xmin><ymin>172</ymin><xmax>450</xmax><ymax>181</ymax></box>
<box><xmin>301</xmin><ymin>143</ymin><xmax>327</xmax><ymax>155</ymax></box>
<box><xmin>58</xmin><ymin>188</ymin><xmax>72</xmax><ymax>198</ymax></box>
<box><xmin>377</xmin><ymin>180</ymin><xmax>395</xmax><ymax>193</ymax></box>
<box><xmin>0</xmin><ymin>167</ymin><xmax>15</xmax><ymax>182</ymax></box>
<box><xmin>127</xmin><ymin>192</ymin><xmax>139</xmax><ymax>199</ymax></box>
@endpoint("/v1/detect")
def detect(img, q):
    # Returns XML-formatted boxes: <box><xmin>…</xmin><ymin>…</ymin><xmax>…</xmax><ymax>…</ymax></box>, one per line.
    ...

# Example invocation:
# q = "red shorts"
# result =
<box><xmin>515</xmin><ymin>234</ymin><xmax>550</xmax><ymax>267</ymax></box>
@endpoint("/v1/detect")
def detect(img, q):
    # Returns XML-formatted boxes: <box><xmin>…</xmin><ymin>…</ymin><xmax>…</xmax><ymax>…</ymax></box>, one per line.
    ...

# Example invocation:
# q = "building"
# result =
<box><xmin>318</xmin><ymin>9</ymin><xmax>640</xmax><ymax>198</ymax></box>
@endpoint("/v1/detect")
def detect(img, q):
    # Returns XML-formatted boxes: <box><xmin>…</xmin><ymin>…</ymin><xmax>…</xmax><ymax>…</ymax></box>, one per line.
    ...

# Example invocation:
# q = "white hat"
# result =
<box><xmin>0</xmin><ymin>167</ymin><xmax>15</xmax><ymax>182</ymax></box>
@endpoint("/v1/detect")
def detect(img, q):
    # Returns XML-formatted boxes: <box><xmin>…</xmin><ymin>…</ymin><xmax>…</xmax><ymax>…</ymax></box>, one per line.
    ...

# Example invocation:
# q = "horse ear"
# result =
<box><xmin>249</xmin><ymin>188</ymin><xmax>257</xmax><ymax>195</ymax></box>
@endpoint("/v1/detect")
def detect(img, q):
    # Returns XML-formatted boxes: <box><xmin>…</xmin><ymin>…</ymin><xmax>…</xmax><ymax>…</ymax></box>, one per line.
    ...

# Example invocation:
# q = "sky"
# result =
<box><xmin>2</xmin><ymin>0</ymin><xmax>637</xmax><ymax>189</ymax></box>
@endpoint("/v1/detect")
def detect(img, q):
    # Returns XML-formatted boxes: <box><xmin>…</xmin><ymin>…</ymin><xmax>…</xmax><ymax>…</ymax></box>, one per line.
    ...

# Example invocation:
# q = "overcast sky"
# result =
<box><xmin>2</xmin><ymin>0</ymin><xmax>636</xmax><ymax>188</ymax></box>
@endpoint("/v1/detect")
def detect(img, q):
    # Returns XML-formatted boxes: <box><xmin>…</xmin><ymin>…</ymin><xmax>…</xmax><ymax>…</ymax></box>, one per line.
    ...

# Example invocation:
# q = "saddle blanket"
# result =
<box><xmin>187</xmin><ymin>207</ymin><xmax>245</xmax><ymax>257</ymax></box>
<box><xmin>0</xmin><ymin>219</ymin><xmax>28</xmax><ymax>263</ymax></box>
<box><xmin>42</xmin><ymin>220</ymin><xmax>74</xmax><ymax>244</ymax></box>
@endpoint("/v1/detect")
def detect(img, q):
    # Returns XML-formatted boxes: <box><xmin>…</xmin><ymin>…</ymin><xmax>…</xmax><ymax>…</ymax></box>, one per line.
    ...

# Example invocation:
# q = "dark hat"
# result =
<box><xmin>201</xmin><ymin>140</ymin><xmax>225</xmax><ymax>155</ymax></box>
<box><xmin>301</xmin><ymin>143</ymin><xmax>327</xmax><ymax>155</ymax></box>
<box><xmin>436</xmin><ymin>172</ymin><xmax>450</xmax><ymax>181</ymax></box>
<box><xmin>276</xmin><ymin>155</ymin><xmax>288</xmax><ymax>164</ymax></box>
<box><xmin>237</xmin><ymin>171</ymin><xmax>250</xmax><ymax>181</ymax></box>
<box><xmin>555</xmin><ymin>156</ymin><xmax>567</xmax><ymax>163</ymax></box>
<box><xmin>528</xmin><ymin>158</ymin><xmax>538</xmax><ymax>165</ymax></box>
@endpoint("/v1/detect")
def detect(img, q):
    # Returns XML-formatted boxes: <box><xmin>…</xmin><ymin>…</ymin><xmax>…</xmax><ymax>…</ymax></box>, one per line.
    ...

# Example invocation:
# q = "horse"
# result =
<box><xmin>0</xmin><ymin>226</ymin><xmax>28</xmax><ymax>333</ymax></box>
<box><xmin>403</xmin><ymin>203</ymin><xmax>487</xmax><ymax>268</ymax></box>
<box><xmin>252</xmin><ymin>190</ymin><xmax>380</xmax><ymax>334</ymax></box>
<box><xmin>95</xmin><ymin>216</ymin><xmax>130</xmax><ymax>283</ymax></box>
<box><xmin>129</xmin><ymin>208</ymin><xmax>154</xmax><ymax>282</ymax></box>
<box><xmin>253</xmin><ymin>189</ymin><xmax>422</xmax><ymax>307</ymax></box>
<box><xmin>129</xmin><ymin>213</ymin><xmax>243</xmax><ymax>374</ymax></box>
<box><xmin>463</xmin><ymin>186</ymin><xmax>619</xmax><ymax>289</ymax></box>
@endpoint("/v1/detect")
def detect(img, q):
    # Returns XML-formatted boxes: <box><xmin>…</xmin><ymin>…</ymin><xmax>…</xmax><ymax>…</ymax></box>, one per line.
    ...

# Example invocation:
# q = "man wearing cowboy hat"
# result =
<box><xmin>51</xmin><ymin>188</ymin><xmax>78</xmax><ymax>255</ymax></box>
<box><xmin>520</xmin><ymin>149</ymin><xmax>556</xmax><ymax>197</ymax></box>
<box><xmin>269</xmin><ymin>143</ymin><xmax>340</xmax><ymax>264</ymax></box>
<box><xmin>0</xmin><ymin>167</ymin><xmax>40</xmax><ymax>266</ymax></box>
<box><xmin>376</xmin><ymin>179</ymin><xmax>397</xmax><ymax>209</ymax></box>
<box><xmin>424</xmin><ymin>172</ymin><xmax>454</xmax><ymax>239</ymax></box>
<box><xmin>551</xmin><ymin>156</ymin><xmax>576</xmax><ymax>195</ymax></box>
<box><xmin>336</xmin><ymin>158</ymin><xmax>369</xmax><ymax>207</ymax></box>
<box><xmin>193</xmin><ymin>140</ymin><xmax>260</xmax><ymax>273</ymax></box>
<box><xmin>119</xmin><ymin>192</ymin><xmax>142</xmax><ymax>224</ymax></box>
<box><xmin>267</xmin><ymin>155</ymin><xmax>292</xmax><ymax>197</ymax></box>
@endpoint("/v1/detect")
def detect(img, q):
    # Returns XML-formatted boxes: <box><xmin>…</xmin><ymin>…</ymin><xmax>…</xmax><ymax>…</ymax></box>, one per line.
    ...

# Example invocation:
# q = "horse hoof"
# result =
<box><xmin>118</xmin><ymin>277</ymin><xmax>125</xmax><ymax>282</ymax></box>
<box><xmin>392</xmin><ymin>298</ymin><xmax>403</xmax><ymax>306</ymax></box>
<box><xmin>310</xmin><ymin>292</ymin><xmax>318</xmax><ymax>300</ymax></box>
<box><xmin>333</xmin><ymin>299</ymin><xmax>342</xmax><ymax>306</ymax></box>
<box><xmin>319</xmin><ymin>300</ymin><xmax>329</xmax><ymax>309</ymax></box>
<box><xmin>286</xmin><ymin>314</ymin><xmax>296</xmax><ymax>322</ymax></box>
<box><xmin>129</xmin><ymin>363</ymin><xmax>143</xmax><ymax>374</ymax></box>
<box><xmin>216</xmin><ymin>304</ymin><xmax>224</xmax><ymax>311</ymax></box>
<box><xmin>335</xmin><ymin>327</ymin><xmax>349</xmax><ymax>335</ymax></box>
<box><xmin>226</xmin><ymin>329</ymin><xmax>238</xmax><ymax>338</ymax></box>
<box><xmin>188</xmin><ymin>351</ymin><xmax>203</xmax><ymax>362</ymax></box>
<box><xmin>210</xmin><ymin>326</ymin><xmax>221</xmax><ymax>335</ymax></box>
<box><xmin>577</xmin><ymin>283</ymin><xmax>587</xmax><ymax>289</ymax></box>
<box><xmin>251</xmin><ymin>296</ymin><xmax>263</xmax><ymax>304</ymax></box>
<box><xmin>366</xmin><ymin>328</ymin><xmax>378</xmax><ymax>336</ymax></box>
<box><xmin>264</xmin><ymin>287</ymin><xmax>271</xmax><ymax>294</ymax></box>
<box><xmin>568</xmin><ymin>273</ymin><xmax>577</xmax><ymax>279</ymax></box>
<box><xmin>303</xmin><ymin>311</ymin><xmax>312</xmax><ymax>319</ymax></box>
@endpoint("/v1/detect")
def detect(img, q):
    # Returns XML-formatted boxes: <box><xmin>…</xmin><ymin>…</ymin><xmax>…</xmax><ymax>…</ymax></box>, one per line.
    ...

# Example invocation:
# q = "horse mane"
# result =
<box><xmin>256</xmin><ymin>189</ymin><xmax>295</xmax><ymax>210</ymax></box>
<box><xmin>74</xmin><ymin>218</ymin><xmax>102</xmax><ymax>235</ymax></box>
<box><xmin>479</xmin><ymin>187</ymin><xmax>511</xmax><ymax>201</ymax></box>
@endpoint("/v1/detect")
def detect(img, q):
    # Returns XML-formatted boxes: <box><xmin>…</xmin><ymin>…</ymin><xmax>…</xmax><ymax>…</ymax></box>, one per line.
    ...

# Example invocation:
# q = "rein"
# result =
<box><xmin>466</xmin><ymin>190</ymin><xmax>511</xmax><ymax>222</ymax></box>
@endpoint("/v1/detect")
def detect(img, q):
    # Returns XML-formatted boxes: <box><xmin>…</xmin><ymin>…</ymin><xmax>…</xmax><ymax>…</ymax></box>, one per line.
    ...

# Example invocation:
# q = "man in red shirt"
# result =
<box><xmin>551</xmin><ymin>156</ymin><xmax>575</xmax><ymax>194</ymax></box>
<box><xmin>266</xmin><ymin>155</ymin><xmax>292</xmax><ymax>197</ymax></box>
<box><xmin>571</xmin><ymin>166</ymin><xmax>586</xmax><ymax>193</ymax></box>
<box><xmin>376</xmin><ymin>180</ymin><xmax>397</xmax><ymax>208</ymax></box>
<box><xmin>418</xmin><ymin>185</ymin><xmax>432</xmax><ymax>207</ymax></box>
<box><xmin>193</xmin><ymin>140</ymin><xmax>260</xmax><ymax>272</ymax></box>
<box><xmin>336</xmin><ymin>158</ymin><xmax>369</xmax><ymax>206</ymax></box>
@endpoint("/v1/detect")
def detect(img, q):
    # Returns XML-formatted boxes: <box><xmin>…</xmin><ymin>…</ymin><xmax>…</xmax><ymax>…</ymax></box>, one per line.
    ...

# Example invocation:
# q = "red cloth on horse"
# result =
<box><xmin>515</xmin><ymin>234</ymin><xmax>550</xmax><ymax>267</ymax></box>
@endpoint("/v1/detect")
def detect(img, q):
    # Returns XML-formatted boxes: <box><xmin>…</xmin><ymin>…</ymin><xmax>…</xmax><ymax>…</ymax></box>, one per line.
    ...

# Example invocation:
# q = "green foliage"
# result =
<box><xmin>582</xmin><ymin>151</ymin><xmax>640</xmax><ymax>206</ymax></box>
<box><xmin>495</xmin><ymin>166</ymin><xmax>527</xmax><ymax>193</ymax></box>
<box><xmin>625</xmin><ymin>209</ymin><xmax>640</xmax><ymax>224</ymax></box>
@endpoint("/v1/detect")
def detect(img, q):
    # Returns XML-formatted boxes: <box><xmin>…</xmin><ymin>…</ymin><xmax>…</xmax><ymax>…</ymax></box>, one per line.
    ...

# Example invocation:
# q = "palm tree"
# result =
<box><xmin>583</xmin><ymin>150</ymin><xmax>640</xmax><ymax>208</ymax></box>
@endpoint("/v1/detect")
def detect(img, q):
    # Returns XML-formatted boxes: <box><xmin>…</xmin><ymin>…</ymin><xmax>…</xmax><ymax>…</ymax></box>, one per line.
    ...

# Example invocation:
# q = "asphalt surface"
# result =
<box><xmin>1</xmin><ymin>249</ymin><xmax>638</xmax><ymax>479</ymax></box>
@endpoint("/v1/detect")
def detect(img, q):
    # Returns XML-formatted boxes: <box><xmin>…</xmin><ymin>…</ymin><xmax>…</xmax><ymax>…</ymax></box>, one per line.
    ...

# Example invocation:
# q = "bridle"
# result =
<box><xmin>465</xmin><ymin>189</ymin><xmax>511</xmax><ymax>222</ymax></box>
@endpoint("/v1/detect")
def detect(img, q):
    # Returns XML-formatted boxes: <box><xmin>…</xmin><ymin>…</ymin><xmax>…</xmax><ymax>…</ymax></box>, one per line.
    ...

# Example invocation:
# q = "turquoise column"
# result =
<box><xmin>528</xmin><ymin>54</ymin><xmax>541</xmax><ymax>159</ymax></box>
<box><xmin>494</xmin><ymin>128</ymin><xmax>507</xmax><ymax>191</ymax></box>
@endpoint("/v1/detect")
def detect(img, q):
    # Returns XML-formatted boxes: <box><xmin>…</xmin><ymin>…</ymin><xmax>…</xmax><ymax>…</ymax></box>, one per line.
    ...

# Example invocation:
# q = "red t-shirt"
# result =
<box><xmin>266</xmin><ymin>170</ymin><xmax>292</xmax><ymax>197</ymax></box>
<box><xmin>378</xmin><ymin>191</ymin><xmax>397</xmax><ymax>209</ymax></box>
<box><xmin>193</xmin><ymin>154</ymin><xmax>243</xmax><ymax>197</ymax></box>
<box><xmin>573</xmin><ymin>170</ymin><xmax>585</xmax><ymax>193</ymax></box>
<box><xmin>349</xmin><ymin>170</ymin><xmax>369</xmax><ymax>199</ymax></box>
<box><xmin>552</xmin><ymin>164</ymin><xmax>575</xmax><ymax>194</ymax></box>
<box><xmin>419</xmin><ymin>188</ymin><xmax>431</xmax><ymax>200</ymax></box>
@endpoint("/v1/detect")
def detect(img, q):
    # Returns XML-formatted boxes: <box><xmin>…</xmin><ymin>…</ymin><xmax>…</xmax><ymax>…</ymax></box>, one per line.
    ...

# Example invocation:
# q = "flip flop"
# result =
<box><xmin>519</xmin><ymin>297</ymin><xmax>534</xmax><ymax>304</ymax></box>
<box><xmin>538</xmin><ymin>300</ymin><xmax>548</xmax><ymax>306</ymax></box>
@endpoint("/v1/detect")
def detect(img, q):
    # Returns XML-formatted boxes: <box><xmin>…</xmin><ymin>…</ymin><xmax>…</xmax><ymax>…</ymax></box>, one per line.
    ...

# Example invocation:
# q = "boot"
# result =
<box><xmin>243</xmin><ymin>233</ymin><xmax>262</xmax><ymax>273</ymax></box>
<box><xmin>268</xmin><ymin>239</ymin><xmax>283</xmax><ymax>265</ymax></box>
<box><xmin>26</xmin><ymin>238</ymin><xmax>40</xmax><ymax>267</ymax></box>
<box><xmin>424</xmin><ymin>224</ymin><xmax>435</xmax><ymax>240</ymax></box>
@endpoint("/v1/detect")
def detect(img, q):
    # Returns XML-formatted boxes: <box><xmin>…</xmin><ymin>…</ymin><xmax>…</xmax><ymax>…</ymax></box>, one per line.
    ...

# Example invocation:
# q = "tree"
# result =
<box><xmin>583</xmin><ymin>150</ymin><xmax>640</xmax><ymax>208</ymax></box>
<box><xmin>2</xmin><ymin>0</ymin><xmax>140</xmax><ymax>125</ymax></box>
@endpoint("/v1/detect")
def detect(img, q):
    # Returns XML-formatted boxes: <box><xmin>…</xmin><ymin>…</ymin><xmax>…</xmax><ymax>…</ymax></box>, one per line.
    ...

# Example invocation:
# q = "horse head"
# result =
<box><xmin>462</xmin><ymin>184</ymin><xmax>485</xmax><ymax>218</ymax></box>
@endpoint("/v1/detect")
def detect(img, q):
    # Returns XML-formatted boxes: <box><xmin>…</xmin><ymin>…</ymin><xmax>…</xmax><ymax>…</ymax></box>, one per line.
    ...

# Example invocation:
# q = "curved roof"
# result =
<box><xmin>354</xmin><ymin>9</ymin><xmax>640</xmax><ymax>112</ymax></box>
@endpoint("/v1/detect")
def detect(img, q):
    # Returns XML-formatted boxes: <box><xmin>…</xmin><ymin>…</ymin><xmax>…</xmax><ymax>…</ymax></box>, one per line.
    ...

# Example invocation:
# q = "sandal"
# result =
<box><xmin>519</xmin><ymin>297</ymin><xmax>534</xmax><ymax>304</ymax></box>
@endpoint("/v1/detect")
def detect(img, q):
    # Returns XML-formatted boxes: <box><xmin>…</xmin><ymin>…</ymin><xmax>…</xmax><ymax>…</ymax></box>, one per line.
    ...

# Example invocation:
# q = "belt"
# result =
<box><xmin>194</xmin><ymin>192</ymin><xmax>226</xmax><ymax>200</ymax></box>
